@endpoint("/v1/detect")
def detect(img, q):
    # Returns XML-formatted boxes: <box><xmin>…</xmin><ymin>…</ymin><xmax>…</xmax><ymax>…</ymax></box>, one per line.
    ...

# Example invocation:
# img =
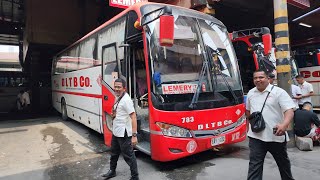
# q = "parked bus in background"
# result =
<box><xmin>0</xmin><ymin>49</ymin><xmax>28</xmax><ymax>113</ymax></box>
<box><xmin>231</xmin><ymin>27</ymin><xmax>299</xmax><ymax>96</ymax></box>
<box><xmin>231</xmin><ymin>28</ymin><xmax>276</xmax><ymax>94</ymax></box>
<box><xmin>0</xmin><ymin>71</ymin><xmax>28</xmax><ymax>113</ymax></box>
<box><xmin>294</xmin><ymin>48</ymin><xmax>320</xmax><ymax>108</ymax></box>
<box><xmin>52</xmin><ymin>2</ymin><xmax>247</xmax><ymax>162</ymax></box>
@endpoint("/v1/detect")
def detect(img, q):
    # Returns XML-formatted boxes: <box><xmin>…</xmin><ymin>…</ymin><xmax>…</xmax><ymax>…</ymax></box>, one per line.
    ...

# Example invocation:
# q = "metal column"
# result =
<box><xmin>274</xmin><ymin>0</ymin><xmax>294</xmax><ymax>146</ymax></box>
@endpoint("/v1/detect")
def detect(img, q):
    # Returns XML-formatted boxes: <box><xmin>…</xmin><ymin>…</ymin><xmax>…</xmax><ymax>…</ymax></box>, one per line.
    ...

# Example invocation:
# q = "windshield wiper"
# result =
<box><xmin>188</xmin><ymin>60</ymin><xmax>208</xmax><ymax>109</ymax></box>
<box><xmin>213</xmin><ymin>51</ymin><xmax>239</xmax><ymax>105</ymax></box>
<box><xmin>219</xmin><ymin>72</ymin><xmax>239</xmax><ymax>105</ymax></box>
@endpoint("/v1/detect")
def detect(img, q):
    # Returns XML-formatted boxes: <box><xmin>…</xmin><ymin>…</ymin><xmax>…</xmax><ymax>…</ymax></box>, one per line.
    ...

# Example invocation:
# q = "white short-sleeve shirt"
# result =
<box><xmin>246</xmin><ymin>84</ymin><xmax>295</xmax><ymax>142</ymax></box>
<box><xmin>112</xmin><ymin>93</ymin><xmax>135</xmax><ymax>137</ymax></box>
<box><xmin>22</xmin><ymin>92</ymin><xmax>30</xmax><ymax>106</ymax></box>
<box><xmin>291</xmin><ymin>84</ymin><xmax>302</xmax><ymax>109</ymax></box>
<box><xmin>298</xmin><ymin>81</ymin><xmax>313</xmax><ymax>105</ymax></box>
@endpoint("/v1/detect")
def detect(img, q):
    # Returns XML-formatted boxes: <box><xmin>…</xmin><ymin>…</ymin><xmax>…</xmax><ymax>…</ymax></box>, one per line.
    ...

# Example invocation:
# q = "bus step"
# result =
<box><xmin>140</xmin><ymin>127</ymin><xmax>150</xmax><ymax>133</ymax></box>
<box><xmin>135</xmin><ymin>141</ymin><xmax>151</xmax><ymax>155</ymax></box>
<box><xmin>138</xmin><ymin>128</ymin><xmax>150</xmax><ymax>142</ymax></box>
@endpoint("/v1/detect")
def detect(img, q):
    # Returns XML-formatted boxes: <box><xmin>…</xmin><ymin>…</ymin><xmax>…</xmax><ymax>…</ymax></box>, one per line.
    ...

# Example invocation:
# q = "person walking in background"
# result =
<box><xmin>296</xmin><ymin>75</ymin><xmax>314</xmax><ymax>109</ymax></box>
<box><xmin>291</xmin><ymin>84</ymin><xmax>302</xmax><ymax>110</ymax></box>
<box><xmin>101</xmin><ymin>78</ymin><xmax>139</xmax><ymax>180</ymax></box>
<box><xmin>246</xmin><ymin>69</ymin><xmax>295</xmax><ymax>180</ymax></box>
<box><xmin>16</xmin><ymin>90</ymin><xmax>24</xmax><ymax>111</ymax></box>
<box><xmin>267</xmin><ymin>73</ymin><xmax>301</xmax><ymax>109</ymax></box>
<box><xmin>294</xmin><ymin>102</ymin><xmax>320</xmax><ymax>142</ymax></box>
<box><xmin>21</xmin><ymin>88</ymin><xmax>31</xmax><ymax>112</ymax></box>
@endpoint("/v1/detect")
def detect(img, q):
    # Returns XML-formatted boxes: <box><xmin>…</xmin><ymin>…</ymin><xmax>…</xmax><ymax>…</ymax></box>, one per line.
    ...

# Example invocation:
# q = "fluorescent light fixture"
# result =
<box><xmin>299</xmin><ymin>22</ymin><xmax>312</xmax><ymax>28</ymax></box>
<box><xmin>292</xmin><ymin>7</ymin><xmax>320</xmax><ymax>22</ymax></box>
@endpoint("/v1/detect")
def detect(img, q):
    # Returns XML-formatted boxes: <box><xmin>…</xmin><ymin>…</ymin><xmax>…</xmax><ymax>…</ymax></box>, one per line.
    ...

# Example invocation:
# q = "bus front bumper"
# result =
<box><xmin>150</xmin><ymin>120</ymin><xmax>247</xmax><ymax>162</ymax></box>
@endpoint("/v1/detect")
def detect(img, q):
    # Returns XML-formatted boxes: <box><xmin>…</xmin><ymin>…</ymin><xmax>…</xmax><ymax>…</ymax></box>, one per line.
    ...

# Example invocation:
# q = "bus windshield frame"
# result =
<box><xmin>143</xmin><ymin>6</ymin><xmax>243</xmax><ymax>111</ymax></box>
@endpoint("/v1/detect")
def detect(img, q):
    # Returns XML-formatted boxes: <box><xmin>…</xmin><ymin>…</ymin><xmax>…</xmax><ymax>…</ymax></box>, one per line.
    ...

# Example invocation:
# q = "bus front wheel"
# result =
<box><xmin>61</xmin><ymin>99</ymin><xmax>68</xmax><ymax>121</ymax></box>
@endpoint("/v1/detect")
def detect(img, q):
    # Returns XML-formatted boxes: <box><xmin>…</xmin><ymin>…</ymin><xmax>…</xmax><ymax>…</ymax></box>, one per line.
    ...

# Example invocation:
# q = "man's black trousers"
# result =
<box><xmin>110</xmin><ymin>133</ymin><xmax>138</xmax><ymax>179</ymax></box>
<box><xmin>247</xmin><ymin>137</ymin><xmax>294</xmax><ymax>180</ymax></box>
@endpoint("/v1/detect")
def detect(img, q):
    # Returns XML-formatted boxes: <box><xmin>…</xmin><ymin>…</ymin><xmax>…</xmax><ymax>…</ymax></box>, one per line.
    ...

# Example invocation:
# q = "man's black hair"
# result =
<box><xmin>114</xmin><ymin>78</ymin><xmax>126</xmax><ymax>88</ymax></box>
<box><xmin>302</xmin><ymin>101</ymin><xmax>313</xmax><ymax>108</ymax></box>
<box><xmin>253</xmin><ymin>69</ymin><xmax>268</xmax><ymax>76</ymax></box>
<box><xmin>295</xmin><ymin>74</ymin><xmax>303</xmax><ymax>79</ymax></box>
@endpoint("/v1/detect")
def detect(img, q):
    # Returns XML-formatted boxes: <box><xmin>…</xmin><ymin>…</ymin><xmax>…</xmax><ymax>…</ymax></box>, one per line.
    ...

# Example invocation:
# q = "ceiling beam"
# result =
<box><xmin>0</xmin><ymin>20</ymin><xmax>23</xmax><ymax>35</ymax></box>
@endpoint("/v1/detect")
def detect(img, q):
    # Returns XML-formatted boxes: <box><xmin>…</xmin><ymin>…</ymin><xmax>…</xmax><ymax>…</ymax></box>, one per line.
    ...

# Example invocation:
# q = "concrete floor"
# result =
<box><xmin>0</xmin><ymin>116</ymin><xmax>319</xmax><ymax>180</ymax></box>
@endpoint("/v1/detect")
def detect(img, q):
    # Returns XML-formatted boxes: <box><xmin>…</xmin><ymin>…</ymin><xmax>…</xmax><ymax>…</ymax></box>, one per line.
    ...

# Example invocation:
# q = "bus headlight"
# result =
<box><xmin>156</xmin><ymin>122</ymin><xmax>192</xmax><ymax>138</ymax></box>
<box><xmin>236</xmin><ymin>114</ymin><xmax>246</xmax><ymax>127</ymax></box>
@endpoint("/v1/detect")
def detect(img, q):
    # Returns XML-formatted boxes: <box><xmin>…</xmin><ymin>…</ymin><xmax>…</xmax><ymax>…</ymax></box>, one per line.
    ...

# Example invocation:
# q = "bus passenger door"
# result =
<box><xmin>128</xmin><ymin>41</ymin><xmax>151</xmax><ymax>154</ymax></box>
<box><xmin>101</xmin><ymin>43</ymin><xmax>120</xmax><ymax>146</ymax></box>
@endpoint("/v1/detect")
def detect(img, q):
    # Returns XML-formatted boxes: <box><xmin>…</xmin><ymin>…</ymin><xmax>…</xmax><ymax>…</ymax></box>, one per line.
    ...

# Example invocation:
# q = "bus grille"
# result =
<box><xmin>192</xmin><ymin>122</ymin><xmax>238</xmax><ymax>138</ymax></box>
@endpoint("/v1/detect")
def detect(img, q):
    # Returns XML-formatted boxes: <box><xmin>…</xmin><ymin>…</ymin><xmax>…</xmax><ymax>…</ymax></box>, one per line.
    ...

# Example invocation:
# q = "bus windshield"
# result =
<box><xmin>145</xmin><ymin>10</ymin><xmax>243</xmax><ymax>111</ymax></box>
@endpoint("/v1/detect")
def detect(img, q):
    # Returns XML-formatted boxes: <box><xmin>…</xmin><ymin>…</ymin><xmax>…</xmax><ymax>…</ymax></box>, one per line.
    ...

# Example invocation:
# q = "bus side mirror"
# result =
<box><xmin>262</xmin><ymin>34</ymin><xmax>272</xmax><ymax>55</ymax></box>
<box><xmin>140</xmin><ymin>6</ymin><xmax>174</xmax><ymax>46</ymax></box>
<box><xmin>159</xmin><ymin>14</ymin><xmax>174</xmax><ymax>47</ymax></box>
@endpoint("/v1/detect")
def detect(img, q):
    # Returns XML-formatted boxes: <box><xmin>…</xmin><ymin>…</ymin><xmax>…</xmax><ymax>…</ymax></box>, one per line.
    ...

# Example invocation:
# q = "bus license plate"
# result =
<box><xmin>211</xmin><ymin>136</ymin><xmax>226</xmax><ymax>146</ymax></box>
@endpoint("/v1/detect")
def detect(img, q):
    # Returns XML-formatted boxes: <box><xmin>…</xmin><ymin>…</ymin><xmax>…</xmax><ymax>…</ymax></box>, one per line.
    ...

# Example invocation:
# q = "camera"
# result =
<box><xmin>273</xmin><ymin>127</ymin><xmax>278</xmax><ymax>134</ymax></box>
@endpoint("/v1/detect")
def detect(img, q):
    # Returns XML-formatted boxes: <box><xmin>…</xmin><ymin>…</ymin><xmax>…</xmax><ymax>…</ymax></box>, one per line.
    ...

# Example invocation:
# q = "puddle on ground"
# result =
<box><xmin>41</xmin><ymin>126</ymin><xmax>76</xmax><ymax>160</ymax></box>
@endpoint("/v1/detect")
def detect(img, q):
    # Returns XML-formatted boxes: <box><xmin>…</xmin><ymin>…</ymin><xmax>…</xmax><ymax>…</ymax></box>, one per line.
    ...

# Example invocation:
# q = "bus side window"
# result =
<box><xmin>104</xmin><ymin>63</ymin><xmax>118</xmax><ymax>89</ymax></box>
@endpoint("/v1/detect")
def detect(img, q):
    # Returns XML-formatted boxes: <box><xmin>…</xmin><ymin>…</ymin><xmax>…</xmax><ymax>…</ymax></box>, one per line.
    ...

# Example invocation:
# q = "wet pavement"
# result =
<box><xmin>0</xmin><ymin>116</ymin><xmax>319</xmax><ymax>180</ymax></box>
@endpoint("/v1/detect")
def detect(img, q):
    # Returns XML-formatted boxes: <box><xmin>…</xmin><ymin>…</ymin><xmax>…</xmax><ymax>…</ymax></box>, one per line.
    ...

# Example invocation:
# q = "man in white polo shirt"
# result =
<box><xmin>291</xmin><ymin>84</ymin><xmax>302</xmax><ymax>109</ymax></box>
<box><xmin>296</xmin><ymin>75</ymin><xmax>314</xmax><ymax>109</ymax></box>
<box><xmin>246</xmin><ymin>69</ymin><xmax>295</xmax><ymax>180</ymax></box>
<box><xmin>101</xmin><ymin>78</ymin><xmax>139</xmax><ymax>180</ymax></box>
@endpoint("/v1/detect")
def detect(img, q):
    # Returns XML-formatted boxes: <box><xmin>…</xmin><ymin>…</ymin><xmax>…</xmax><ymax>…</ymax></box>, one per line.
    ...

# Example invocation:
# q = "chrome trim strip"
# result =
<box><xmin>192</xmin><ymin>121</ymin><xmax>240</xmax><ymax>138</ymax></box>
<box><xmin>150</xmin><ymin>130</ymin><xmax>162</xmax><ymax>135</ymax></box>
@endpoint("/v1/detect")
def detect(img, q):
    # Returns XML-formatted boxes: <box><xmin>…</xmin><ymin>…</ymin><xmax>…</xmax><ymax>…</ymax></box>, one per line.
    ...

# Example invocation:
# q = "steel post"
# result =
<box><xmin>273</xmin><ymin>0</ymin><xmax>295</xmax><ymax>147</ymax></box>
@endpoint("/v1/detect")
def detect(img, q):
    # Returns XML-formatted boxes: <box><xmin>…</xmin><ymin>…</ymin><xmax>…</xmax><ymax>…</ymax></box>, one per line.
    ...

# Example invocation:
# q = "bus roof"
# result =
<box><xmin>55</xmin><ymin>2</ymin><xmax>224</xmax><ymax>57</ymax></box>
<box><xmin>55</xmin><ymin>2</ymin><xmax>147</xmax><ymax>57</ymax></box>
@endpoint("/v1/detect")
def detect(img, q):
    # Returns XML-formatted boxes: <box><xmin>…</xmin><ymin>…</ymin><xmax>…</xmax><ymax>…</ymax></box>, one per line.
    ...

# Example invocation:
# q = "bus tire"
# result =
<box><xmin>61</xmin><ymin>98</ymin><xmax>68</xmax><ymax>121</ymax></box>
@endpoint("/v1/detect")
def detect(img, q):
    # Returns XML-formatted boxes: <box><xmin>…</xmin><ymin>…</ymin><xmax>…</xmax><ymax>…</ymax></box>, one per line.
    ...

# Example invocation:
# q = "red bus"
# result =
<box><xmin>52</xmin><ymin>2</ymin><xmax>247</xmax><ymax>162</ymax></box>
<box><xmin>231</xmin><ymin>28</ymin><xmax>277</xmax><ymax>94</ymax></box>
<box><xmin>231</xmin><ymin>27</ymin><xmax>299</xmax><ymax>96</ymax></box>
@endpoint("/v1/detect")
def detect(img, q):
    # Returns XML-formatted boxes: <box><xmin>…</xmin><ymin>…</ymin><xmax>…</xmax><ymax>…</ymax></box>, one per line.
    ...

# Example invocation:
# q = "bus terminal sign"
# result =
<box><xmin>109</xmin><ymin>0</ymin><xmax>148</xmax><ymax>9</ymax></box>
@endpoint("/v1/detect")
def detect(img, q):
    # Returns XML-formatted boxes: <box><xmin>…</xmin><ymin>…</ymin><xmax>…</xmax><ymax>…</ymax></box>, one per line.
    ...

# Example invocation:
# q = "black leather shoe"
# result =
<box><xmin>101</xmin><ymin>170</ymin><xmax>116</xmax><ymax>179</ymax></box>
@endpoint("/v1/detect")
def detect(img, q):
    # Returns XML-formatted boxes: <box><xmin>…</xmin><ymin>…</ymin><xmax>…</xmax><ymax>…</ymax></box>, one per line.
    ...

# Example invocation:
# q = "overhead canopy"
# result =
<box><xmin>0</xmin><ymin>0</ymin><xmax>23</xmax><ymax>46</ymax></box>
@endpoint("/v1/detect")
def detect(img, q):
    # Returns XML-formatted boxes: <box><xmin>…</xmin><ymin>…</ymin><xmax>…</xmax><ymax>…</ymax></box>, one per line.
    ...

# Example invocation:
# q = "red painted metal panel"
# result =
<box><xmin>102</xmin><ymin>85</ymin><xmax>116</xmax><ymax>146</ymax></box>
<box><xmin>149</xmin><ymin>103</ymin><xmax>247</xmax><ymax>161</ymax></box>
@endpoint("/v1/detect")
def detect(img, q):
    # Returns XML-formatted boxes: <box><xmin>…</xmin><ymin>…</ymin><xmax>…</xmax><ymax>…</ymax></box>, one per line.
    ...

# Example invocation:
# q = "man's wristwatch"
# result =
<box><xmin>132</xmin><ymin>132</ymin><xmax>137</xmax><ymax>137</ymax></box>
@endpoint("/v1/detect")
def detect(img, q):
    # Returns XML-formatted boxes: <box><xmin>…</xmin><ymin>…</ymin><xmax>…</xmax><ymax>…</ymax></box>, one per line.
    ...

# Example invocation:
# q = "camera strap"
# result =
<box><xmin>113</xmin><ymin>93</ymin><xmax>125</xmax><ymax>112</ymax></box>
<box><xmin>260</xmin><ymin>85</ymin><xmax>274</xmax><ymax>113</ymax></box>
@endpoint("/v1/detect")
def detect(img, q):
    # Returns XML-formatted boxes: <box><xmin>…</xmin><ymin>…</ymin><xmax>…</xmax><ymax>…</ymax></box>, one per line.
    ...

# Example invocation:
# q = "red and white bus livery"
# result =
<box><xmin>52</xmin><ymin>2</ymin><xmax>247</xmax><ymax>162</ymax></box>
